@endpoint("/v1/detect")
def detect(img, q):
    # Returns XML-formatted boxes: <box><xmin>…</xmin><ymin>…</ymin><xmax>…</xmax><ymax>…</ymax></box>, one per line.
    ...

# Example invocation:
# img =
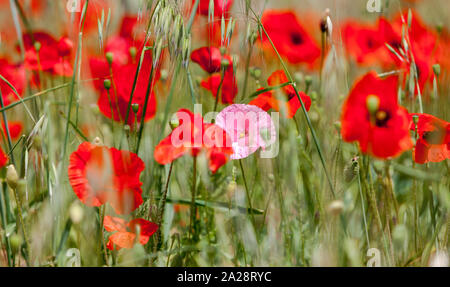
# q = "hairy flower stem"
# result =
<box><xmin>189</xmin><ymin>157</ymin><xmax>198</xmax><ymax>240</ymax></box>
<box><xmin>155</xmin><ymin>162</ymin><xmax>174</xmax><ymax>251</ymax></box>
<box><xmin>241</xmin><ymin>43</ymin><xmax>254</xmax><ymax>101</ymax></box>
<box><xmin>213</xmin><ymin>68</ymin><xmax>226</xmax><ymax>113</ymax></box>
<box><xmin>11</xmin><ymin>185</ymin><xmax>30</xmax><ymax>265</ymax></box>
<box><xmin>135</xmin><ymin>65</ymin><xmax>155</xmax><ymax>154</ymax></box>
<box><xmin>0</xmin><ymin>184</ymin><xmax>12</xmax><ymax>266</ymax></box>
<box><xmin>0</xmin><ymin>90</ymin><xmax>15</xmax><ymax>165</ymax></box>
<box><xmin>239</xmin><ymin>159</ymin><xmax>255</xmax><ymax>226</ymax></box>
<box><xmin>362</xmin><ymin>156</ymin><xmax>392</xmax><ymax>266</ymax></box>
<box><xmin>357</xmin><ymin>166</ymin><xmax>371</xmax><ymax>247</ymax></box>
<box><xmin>250</xmin><ymin>7</ymin><xmax>335</xmax><ymax>198</ymax></box>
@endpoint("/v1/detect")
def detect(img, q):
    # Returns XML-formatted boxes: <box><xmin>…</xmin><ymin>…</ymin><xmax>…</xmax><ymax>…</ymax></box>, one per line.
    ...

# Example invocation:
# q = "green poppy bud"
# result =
<box><xmin>105</xmin><ymin>52</ymin><xmax>114</xmax><ymax>65</ymax></box>
<box><xmin>103</xmin><ymin>79</ymin><xmax>112</xmax><ymax>90</ymax></box>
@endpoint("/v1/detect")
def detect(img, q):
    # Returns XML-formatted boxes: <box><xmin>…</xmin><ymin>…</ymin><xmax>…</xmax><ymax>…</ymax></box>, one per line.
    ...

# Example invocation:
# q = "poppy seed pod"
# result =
<box><xmin>6</xmin><ymin>165</ymin><xmax>19</xmax><ymax>189</ymax></box>
<box><xmin>132</xmin><ymin>103</ymin><xmax>140</xmax><ymax>114</ymax></box>
<box><xmin>366</xmin><ymin>95</ymin><xmax>380</xmax><ymax>115</ymax></box>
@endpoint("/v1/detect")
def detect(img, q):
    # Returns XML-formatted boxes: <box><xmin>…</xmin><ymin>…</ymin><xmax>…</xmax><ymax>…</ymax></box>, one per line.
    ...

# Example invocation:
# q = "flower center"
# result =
<box><xmin>291</xmin><ymin>33</ymin><xmax>304</xmax><ymax>45</ymax></box>
<box><xmin>375</xmin><ymin>110</ymin><xmax>390</xmax><ymax>127</ymax></box>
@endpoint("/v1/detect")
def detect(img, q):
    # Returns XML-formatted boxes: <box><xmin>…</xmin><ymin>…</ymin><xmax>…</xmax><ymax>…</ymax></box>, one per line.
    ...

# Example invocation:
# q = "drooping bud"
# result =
<box><xmin>6</xmin><ymin>165</ymin><xmax>19</xmax><ymax>189</ymax></box>
<box><xmin>366</xmin><ymin>94</ymin><xmax>380</xmax><ymax>115</ymax></box>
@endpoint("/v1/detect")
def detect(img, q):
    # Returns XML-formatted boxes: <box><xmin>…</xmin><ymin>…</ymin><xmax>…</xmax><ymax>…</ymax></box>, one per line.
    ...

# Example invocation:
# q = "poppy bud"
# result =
<box><xmin>219</xmin><ymin>46</ymin><xmax>227</xmax><ymax>55</ymax></box>
<box><xmin>105</xmin><ymin>52</ymin><xmax>114</xmax><ymax>65</ymax></box>
<box><xmin>6</xmin><ymin>165</ymin><xmax>19</xmax><ymax>189</ymax></box>
<box><xmin>58</xmin><ymin>37</ymin><xmax>73</xmax><ymax>57</ymax></box>
<box><xmin>132</xmin><ymin>103</ymin><xmax>140</xmax><ymax>114</ymax></box>
<box><xmin>103</xmin><ymin>79</ymin><xmax>112</xmax><ymax>90</ymax></box>
<box><xmin>10</xmin><ymin>234</ymin><xmax>22</xmax><ymax>254</ymax></box>
<box><xmin>412</xmin><ymin>114</ymin><xmax>419</xmax><ymax>125</ymax></box>
<box><xmin>310</xmin><ymin>91</ymin><xmax>318</xmax><ymax>102</ymax></box>
<box><xmin>294</xmin><ymin>72</ymin><xmax>304</xmax><ymax>84</ymax></box>
<box><xmin>304</xmin><ymin>75</ymin><xmax>313</xmax><ymax>87</ymax></box>
<box><xmin>334</xmin><ymin>121</ymin><xmax>341</xmax><ymax>132</ymax></box>
<box><xmin>34</xmin><ymin>41</ymin><xmax>42</xmax><ymax>52</ymax></box>
<box><xmin>251</xmin><ymin>67</ymin><xmax>262</xmax><ymax>80</ymax></box>
<box><xmin>432</xmin><ymin>64</ymin><xmax>441</xmax><ymax>78</ymax></box>
<box><xmin>129</xmin><ymin>46</ymin><xmax>137</xmax><ymax>60</ymax></box>
<box><xmin>436</xmin><ymin>23</ymin><xmax>444</xmax><ymax>34</ymax></box>
<box><xmin>366</xmin><ymin>95</ymin><xmax>380</xmax><ymax>115</ymax></box>
<box><xmin>221</xmin><ymin>58</ymin><xmax>230</xmax><ymax>69</ymax></box>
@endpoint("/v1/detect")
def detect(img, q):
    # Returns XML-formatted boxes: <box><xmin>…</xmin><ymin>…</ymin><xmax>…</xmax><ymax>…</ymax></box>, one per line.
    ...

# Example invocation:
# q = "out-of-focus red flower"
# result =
<box><xmin>191</xmin><ymin>47</ymin><xmax>222</xmax><ymax>74</ymax></box>
<box><xmin>89</xmin><ymin>16</ymin><xmax>160</xmax><ymax>125</ymax></box>
<box><xmin>249</xmin><ymin>70</ymin><xmax>311</xmax><ymax>119</ymax></box>
<box><xmin>0</xmin><ymin>0</ymin><xmax>44</xmax><ymax>14</ymax></box>
<box><xmin>23</xmin><ymin>32</ymin><xmax>73</xmax><ymax>77</ymax></box>
<box><xmin>154</xmin><ymin>109</ymin><xmax>233</xmax><ymax>173</ymax></box>
<box><xmin>192</xmin><ymin>47</ymin><xmax>237</xmax><ymax>104</ymax></box>
<box><xmin>260</xmin><ymin>10</ymin><xmax>320</xmax><ymax>66</ymax></box>
<box><xmin>2</xmin><ymin>121</ymin><xmax>23</xmax><ymax>141</ymax></box>
<box><xmin>341</xmin><ymin>72</ymin><xmax>412</xmax><ymax>159</ymax></box>
<box><xmin>197</xmin><ymin>0</ymin><xmax>234</xmax><ymax>17</ymax></box>
<box><xmin>342</xmin><ymin>11</ymin><xmax>439</xmax><ymax>91</ymax></box>
<box><xmin>104</xmin><ymin>216</ymin><xmax>158</xmax><ymax>250</ymax></box>
<box><xmin>68</xmin><ymin>142</ymin><xmax>145</xmax><ymax>214</ymax></box>
<box><xmin>0</xmin><ymin>59</ymin><xmax>26</xmax><ymax>106</ymax></box>
<box><xmin>68</xmin><ymin>0</ymin><xmax>112</xmax><ymax>34</ymax></box>
<box><xmin>342</xmin><ymin>18</ymin><xmax>399</xmax><ymax>67</ymax></box>
<box><xmin>0</xmin><ymin>147</ymin><xmax>8</xmax><ymax>168</ymax></box>
<box><xmin>409</xmin><ymin>113</ymin><xmax>450</xmax><ymax>164</ymax></box>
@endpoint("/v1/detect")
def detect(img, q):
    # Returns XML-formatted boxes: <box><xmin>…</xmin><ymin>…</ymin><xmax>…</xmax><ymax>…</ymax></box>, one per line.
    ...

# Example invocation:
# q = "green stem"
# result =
<box><xmin>250</xmin><ymin>7</ymin><xmax>335</xmax><ymax>198</ymax></box>
<box><xmin>239</xmin><ymin>159</ymin><xmax>255</xmax><ymax>225</ymax></box>
<box><xmin>189</xmin><ymin>157</ymin><xmax>197</xmax><ymax>239</ymax></box>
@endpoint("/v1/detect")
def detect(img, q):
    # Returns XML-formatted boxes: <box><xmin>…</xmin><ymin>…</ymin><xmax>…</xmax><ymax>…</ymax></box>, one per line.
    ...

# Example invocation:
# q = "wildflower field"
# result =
<box><xmin>0</xmin><ymin>0</ymin><xmax>448</xmax><ymax>267</ymax></box>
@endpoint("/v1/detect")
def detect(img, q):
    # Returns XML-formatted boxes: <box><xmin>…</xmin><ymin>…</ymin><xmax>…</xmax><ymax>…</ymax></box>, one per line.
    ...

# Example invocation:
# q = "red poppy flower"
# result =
<box><xmin>0</xmin><ymin>147</ymin><xmax>8</xmax><ymax>169</ymax></box>
<box><xmin>342</xmin><ymin>18</ymin><xmax>399</xmax><ymax>67</ymax></box>
<box><xmin>409</xmin><ymin>113</ymin><xmax>450</xmax><ymax>164</ymax></box>
<box><xmin>191</xmin><ymin>47</ymin><xmax>222</xmax><ymax>74</ymax></box>
<box><xmin>196</xmin><ymin>0</ymin><xmax>234</xmax><ymax>17</ymax></box>
<box><xmin>104</xmin><ymin>216</ymin><xmax>158</xmax><ymax>250</ymax></box>
<box><xmin>0</xmin><ymin>59</ymin><xmax>26</xmax><ymax>106</ymax></box>
<box><xmin>260</xmin><ymin>10</ymin><xmax>320</xmax><ymax>66</ymax></box>
<box><xmin>192</xmin><ymin>47</ymin><xmax>237</xmax><ymax>104</ymax></box>
<box><xmin>68</xmin><ymin>142</ymin><xmax>145</xmax><ymax>214</ymax></box>
<box><xmin>249</xmin><ymin>70</ymin><xmax>311</xmax><ymax>119</ymax></box>
<box><xmin>154</xmin><ymin>109</ymin><xmax>233</xmax><ymax>173</ymax></box>
<box><xmin>89</xmin><ymin>17</ymin><xmax>160</xmax><ymax>125</ymax></box>
<box><xmin>341</xmin><ymin>72</ymin><xmax>412</xmax><ymax>159</ymax></box>
<box><xmin>23</xmin><ymin>32</ymin><xmax>73</xmax><ymax>77</ymax></box>
<box><xmin>2</xmin><ymin>121</ymin><xmax>23</xmax><ymax>141</ymax></box>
